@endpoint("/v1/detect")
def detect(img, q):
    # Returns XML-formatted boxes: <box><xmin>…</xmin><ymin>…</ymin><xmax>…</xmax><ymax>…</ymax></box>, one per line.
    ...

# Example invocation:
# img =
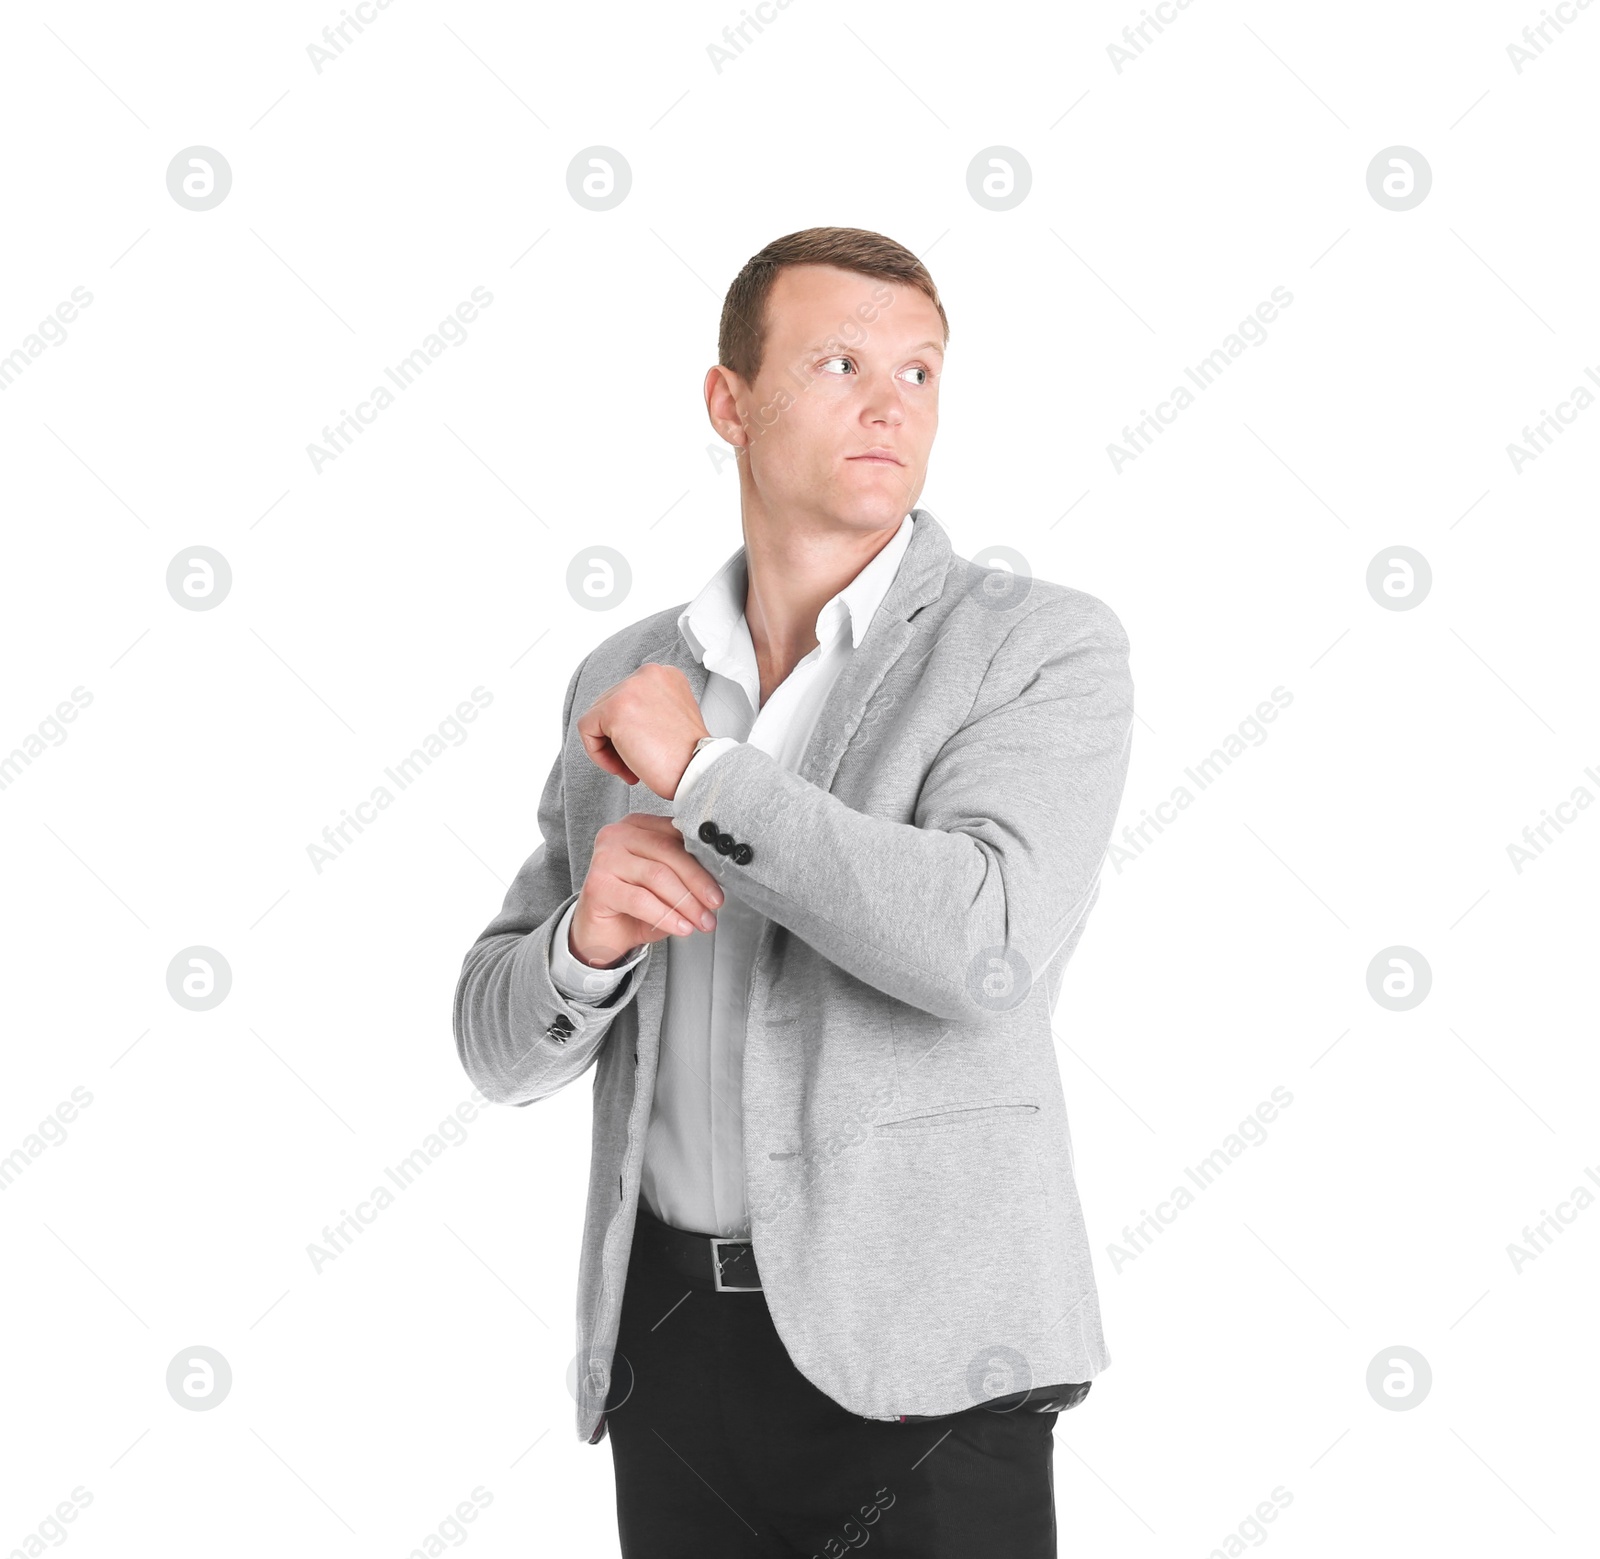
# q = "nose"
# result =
<box><xmin>859</xmin><ymin>373</ymin><xmax>907</xmax><ymax>427</ymax></box>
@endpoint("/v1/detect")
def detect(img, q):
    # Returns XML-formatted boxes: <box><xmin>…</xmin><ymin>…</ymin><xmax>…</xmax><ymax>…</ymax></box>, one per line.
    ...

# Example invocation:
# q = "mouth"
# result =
<box><xmin>847</xmin><ymin>451</ymin><xmax>904</xmax><ymax>466</ymax></box>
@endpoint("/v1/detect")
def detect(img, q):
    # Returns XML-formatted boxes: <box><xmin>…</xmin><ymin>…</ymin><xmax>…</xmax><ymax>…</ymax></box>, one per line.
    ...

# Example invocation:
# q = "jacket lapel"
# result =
<box><xmin>798</xmin><ymin>508</ymin><xmax>952</xmax><ymax>792</ymax></box>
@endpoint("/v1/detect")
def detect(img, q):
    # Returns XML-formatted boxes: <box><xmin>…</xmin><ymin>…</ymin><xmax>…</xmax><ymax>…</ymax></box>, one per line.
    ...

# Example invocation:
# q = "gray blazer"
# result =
<box><xmin>453</xmin><ymin>509</ymin><xmax>1135</xmax><ymax>1443</ymax></box>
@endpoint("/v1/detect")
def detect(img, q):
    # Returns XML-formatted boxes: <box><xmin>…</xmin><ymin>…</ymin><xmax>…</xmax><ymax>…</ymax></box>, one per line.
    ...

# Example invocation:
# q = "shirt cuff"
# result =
<box><xmin>672</xmin><ymin>737</ymin><xmax>741</xmax><ymax>827</ymax></box>
<box><xmin>548</xmin><ymin>899</ymin><xmax>649</xmax><ymax>1000</ymax></box>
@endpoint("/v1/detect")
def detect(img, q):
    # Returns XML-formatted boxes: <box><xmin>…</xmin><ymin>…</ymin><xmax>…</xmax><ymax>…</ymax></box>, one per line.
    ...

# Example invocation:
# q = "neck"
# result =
<box><xmin>740</xmin><ymin>512</ymin><xmax>905</xmax><ymax>701</ymax></box>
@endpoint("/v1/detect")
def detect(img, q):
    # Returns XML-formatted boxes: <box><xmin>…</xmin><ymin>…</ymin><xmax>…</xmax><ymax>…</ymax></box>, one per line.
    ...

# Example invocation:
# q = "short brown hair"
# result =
<box><xmin>717</xmin><ymin>226</ymin><xmax>949</xmax><ymax>385</ymax></box>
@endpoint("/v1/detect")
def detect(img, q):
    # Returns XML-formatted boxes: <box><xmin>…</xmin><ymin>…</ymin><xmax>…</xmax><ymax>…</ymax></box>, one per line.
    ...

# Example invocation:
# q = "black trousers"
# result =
<box><xmin>605</xmin><ymin>1200</ymin><xmax>1061</xmax><ymax>1558</ymax></box>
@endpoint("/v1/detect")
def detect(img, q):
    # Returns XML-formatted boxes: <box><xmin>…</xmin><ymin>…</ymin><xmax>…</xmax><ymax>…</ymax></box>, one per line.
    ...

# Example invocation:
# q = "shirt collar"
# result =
<box><xmin>679</xmin><ymin>512</ymin><xmax>916</xmax><ymax>675</ymax></box>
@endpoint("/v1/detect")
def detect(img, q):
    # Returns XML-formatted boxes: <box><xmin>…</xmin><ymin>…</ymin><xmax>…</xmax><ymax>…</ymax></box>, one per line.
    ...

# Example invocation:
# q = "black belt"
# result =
<box><xmin>630</xmin><ymin>1202</ymin><xmax>1091</xmax><ymax>1418</ymax></box>
<box><xmin>634</xmin><ymin>1199</ymin><xmax>763</xmax><ymax>1291</ymax></box>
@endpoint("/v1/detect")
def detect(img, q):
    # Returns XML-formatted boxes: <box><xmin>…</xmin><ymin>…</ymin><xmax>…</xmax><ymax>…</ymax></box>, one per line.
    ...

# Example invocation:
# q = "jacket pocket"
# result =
<box><xmin>873</xmin><ymin>1102</ymin><xmax>1039</xmax><ymax>1135</ymax></box>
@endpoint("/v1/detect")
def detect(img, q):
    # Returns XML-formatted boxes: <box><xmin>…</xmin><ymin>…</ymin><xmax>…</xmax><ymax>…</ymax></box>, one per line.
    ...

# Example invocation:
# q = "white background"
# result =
<box><xmin>2</xmin><ymin>1</ymin><xmax>1596</xmax><ymax>1554</ymax></box>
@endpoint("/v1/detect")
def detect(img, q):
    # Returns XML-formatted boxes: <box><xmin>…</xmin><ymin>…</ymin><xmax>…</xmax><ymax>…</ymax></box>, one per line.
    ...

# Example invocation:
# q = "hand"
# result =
<box><xmin>570</xmin><ymin>813</ymin><xmax>724</xmax><ymax>967</ymax></box>
<box><xmin>576</xmin><ymin>663</ymin><xmax>709</xmax><ymax>799</ymax></box>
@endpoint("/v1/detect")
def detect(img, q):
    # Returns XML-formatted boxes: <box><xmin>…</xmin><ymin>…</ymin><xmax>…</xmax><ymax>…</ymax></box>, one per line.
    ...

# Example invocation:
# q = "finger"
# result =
<box><xmin>618</xmin><ymin>824</ymin><xmax>724</xmax><ymax>910</ymax></box>
<box><xmin>608</xmin><ymin>851</ymin><xmax>719</xmax><ymax>928</ymax></box>
<box><xmin>611</xmin><ymin>882</ymin><xmax>700</xmax><ymax>939</ymax></box>
<box><xmin>645</xmin><ymin>860</ymin><xmax>719</xmax><ymax>929</ymax></box>
<box><xmin>602</xmin><ymin>824</ymin><xmax>720</xmax><ymax>914</ymax></box>
<box><xmin>580</xmin><ymin>728</ymin><xmax>638</xmax><ymax>785</ymax></box>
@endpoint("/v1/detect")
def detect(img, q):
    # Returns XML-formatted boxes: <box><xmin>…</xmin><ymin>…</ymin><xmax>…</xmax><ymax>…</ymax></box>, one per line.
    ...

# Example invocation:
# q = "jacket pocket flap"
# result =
<box><xmin>874</xmin><ymin>1102</ymin><xmax>1039</xmax><ymax>1132</ymax></box>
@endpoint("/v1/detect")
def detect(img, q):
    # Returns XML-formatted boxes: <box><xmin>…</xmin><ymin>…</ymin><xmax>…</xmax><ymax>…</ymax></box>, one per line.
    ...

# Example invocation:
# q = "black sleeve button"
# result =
<box><xmin>698</xmin><ymin>821</ymin><xmax>720</xmax><ymax>844</ymax></box>
<box><xmin>714</xmin><ymin>832</ymin><xmax>736</xmax><ymax>855</ymax></box>
<box><xmin>731</xmin><ymin>843</ymin><xmax>753</xmax><ymax>865</ymax></box>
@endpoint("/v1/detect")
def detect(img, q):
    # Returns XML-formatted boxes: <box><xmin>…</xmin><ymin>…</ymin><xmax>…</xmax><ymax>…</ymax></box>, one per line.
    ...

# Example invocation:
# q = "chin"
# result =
<box><xmin>830</xmin><ymin>488</ymin><xmax>915</xmax><ymax>530</ymax></box>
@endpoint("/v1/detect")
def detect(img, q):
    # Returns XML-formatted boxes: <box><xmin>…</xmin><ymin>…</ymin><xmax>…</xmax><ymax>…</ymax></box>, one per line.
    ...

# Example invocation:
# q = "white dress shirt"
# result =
<box><xmin>548</xmin><ymin>513</ymin><xmax>916</xmax><ymax>1237</ymax></box>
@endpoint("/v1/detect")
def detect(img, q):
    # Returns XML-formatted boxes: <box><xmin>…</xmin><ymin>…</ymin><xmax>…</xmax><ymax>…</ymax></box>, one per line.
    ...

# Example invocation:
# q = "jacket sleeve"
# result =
<box><xmin>670</xmin><ymin>596</ymin><xmax>1133</xmax><ymax>1024</ymax></box>
<box><xmin>453</xmin><ymin>654</ymin><xmax>652</xmax><ymax>1106</ymax></box>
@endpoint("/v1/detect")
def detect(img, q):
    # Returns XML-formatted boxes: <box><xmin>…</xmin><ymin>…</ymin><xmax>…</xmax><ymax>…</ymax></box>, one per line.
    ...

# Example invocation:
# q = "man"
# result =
<box><xmin>453</xmin><ymin>227</ymin><xmax>1134</xmax><ymax>1557</ymax></box>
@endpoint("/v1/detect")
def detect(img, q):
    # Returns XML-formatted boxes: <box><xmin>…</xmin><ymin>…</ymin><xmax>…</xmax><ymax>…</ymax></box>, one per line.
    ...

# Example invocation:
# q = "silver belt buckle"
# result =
<box><xmin>710</xmin><ymin>1236</ymin><xmax>760</xmax><ymax>1292</ymax></box>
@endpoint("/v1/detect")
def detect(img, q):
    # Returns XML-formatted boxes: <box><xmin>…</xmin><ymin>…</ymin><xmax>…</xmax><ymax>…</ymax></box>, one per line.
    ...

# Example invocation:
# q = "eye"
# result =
<box><xmin>819</xmin><ymin>357</ymin><xmax>935</xmax><ymax>384</ymax></box>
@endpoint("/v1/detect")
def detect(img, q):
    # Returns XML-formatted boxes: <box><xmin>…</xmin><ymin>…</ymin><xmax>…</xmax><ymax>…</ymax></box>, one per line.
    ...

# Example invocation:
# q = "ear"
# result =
<box><xmin>703</xmin><ymin>363</ymin><xmax>750</xmax><ymax>450</ymax></box>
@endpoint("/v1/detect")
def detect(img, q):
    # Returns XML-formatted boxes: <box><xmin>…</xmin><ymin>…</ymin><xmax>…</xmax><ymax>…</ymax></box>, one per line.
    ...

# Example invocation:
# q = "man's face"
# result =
<box><xmin>713</xmin><ymin>264</ymin><xmax>944</xmax><ymax>533</ymax></box>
